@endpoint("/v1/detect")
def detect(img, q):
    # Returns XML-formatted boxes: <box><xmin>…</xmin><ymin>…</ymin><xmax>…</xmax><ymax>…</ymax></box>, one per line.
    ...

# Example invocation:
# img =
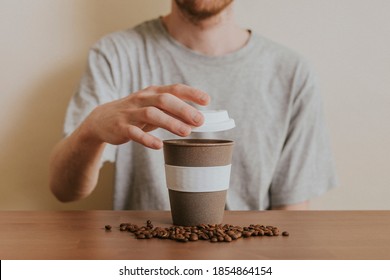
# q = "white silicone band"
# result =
<box><xmin>165</xmin><ymin>164</ymin><xmax>231</xmax><ymax>192</ymax></box>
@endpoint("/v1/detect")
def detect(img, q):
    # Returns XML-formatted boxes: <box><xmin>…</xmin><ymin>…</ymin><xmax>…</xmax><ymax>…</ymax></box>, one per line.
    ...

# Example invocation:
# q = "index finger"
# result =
<box><xmin>155</xmin><ymin>84</ymin><xmax>210</xmax><ymax>106</ymax></box>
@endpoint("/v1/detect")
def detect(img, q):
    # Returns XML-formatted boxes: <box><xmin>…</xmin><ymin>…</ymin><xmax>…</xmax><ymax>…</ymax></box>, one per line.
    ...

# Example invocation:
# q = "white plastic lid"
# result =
<box><xmin>192</xmin><ymin>110</ymin><xmax>235</xmax><ymax>133</ymax></box>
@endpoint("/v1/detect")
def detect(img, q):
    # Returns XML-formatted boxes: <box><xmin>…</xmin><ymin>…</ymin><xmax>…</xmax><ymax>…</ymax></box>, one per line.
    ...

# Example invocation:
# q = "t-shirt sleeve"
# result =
<box><xmin>63</xmin><ymin>45</ymin><xmax>118</xmax><ymax>165</ymax></box>
<box><xmin>270</xmin><ymin>60</ymin><xmax>338</xmax><ymax>207</ymax></box>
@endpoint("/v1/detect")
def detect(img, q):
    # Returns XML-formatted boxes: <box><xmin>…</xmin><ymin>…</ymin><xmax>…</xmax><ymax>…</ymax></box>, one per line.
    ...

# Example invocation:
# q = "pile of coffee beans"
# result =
<box><xmin>105</xmin><ymin>220</ymin><xmax>289</xmax><ymax>242</ymax></box>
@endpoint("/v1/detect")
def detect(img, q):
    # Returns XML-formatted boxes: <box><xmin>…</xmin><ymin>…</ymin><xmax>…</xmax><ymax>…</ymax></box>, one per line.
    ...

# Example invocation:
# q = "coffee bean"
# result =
<box><xmin>175</xmin><ymin>234</ymin><xmax>188</xmax><ymax>242</ymax></box>
<box><xmin>210</xmin><ymin>237</ymin><xmax>218</xmax><ymax>243</ymax></box>
<box><xmin>145</xmin><ymin>233</ymin><xmax>153</xmax><ymax>239</ymax></box>
<box><xmin>227</xmin><ymin>230</ymin><xmax>235</xmax><ymax>237</ymax></box>
<box><xmin>177</xmin><ymin>238</ymin><xmax>188</xmax><ymax>242</ymax></box>
<box><xmin>198</xmin><ymin>224</ymin><xmax>207</xmax><ymax>229</ymax></box>
<box><xmin>160</xmin><ymin>231</ymin><xmax>170</xmax><ymax>239</ymax></box>
<box><xmin>127</xmin><ymin>225</ymin><xmax>138</xmax><ymax>232</ymax></box>
<box><xmin>217</xmin><ymin>236</ymin><xmax>225</xmax><ymax>242</ymax></box>
<box><xmin>189</xmin><ymin>233</ymin><xmax>198</xmax><ymax>241</ymax></box>
<box><xmin>106</xmin><ymin>221</ymin><xmax>287</xmax><ymax>243</ymax></box>
<box><xmin>224</xmin><ymin>235</ymin><xmax>232</xmax><ymax>242</ymax></box>
<box><xmin>136</xmin><ymin>234</ymin><xmax>146</xmax><ymax>239</ymax></box>
<box><xmin>176</xmin><ymin>233</ymin><xmax>184</xmax><ymax>239</ymax></box>
<box><xmin>199</xmin><ymin>232</ymin><xmax>209</xmax><ymax>240</ymax></box>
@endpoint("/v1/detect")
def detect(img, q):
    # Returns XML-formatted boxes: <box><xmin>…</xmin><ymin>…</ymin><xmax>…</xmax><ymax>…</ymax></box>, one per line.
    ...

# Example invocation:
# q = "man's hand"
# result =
<box><xmin>49</xmin><ymin>84</ymin><xmax>210</xmax><ymax>202</ymax></box>
<box><xmin>82</xmin><ymin>84</ymin><xmax>210</xmax><ymax>149</ymax></box>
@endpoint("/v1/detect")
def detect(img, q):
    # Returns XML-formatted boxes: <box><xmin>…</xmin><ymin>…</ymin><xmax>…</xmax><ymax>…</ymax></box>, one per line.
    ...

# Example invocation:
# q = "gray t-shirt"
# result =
<box><xmin>64</xmin><ymin>18</ymin><xmax>338</xmax><ymax>210</ymax></box>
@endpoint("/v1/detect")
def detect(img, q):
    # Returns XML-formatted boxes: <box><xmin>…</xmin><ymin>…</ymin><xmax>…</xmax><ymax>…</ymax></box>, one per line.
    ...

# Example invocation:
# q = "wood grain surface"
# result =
<box><xmin>1</xmin><ymin>211</ymin><xmax>389</xmax><ymax>260</ymax></box>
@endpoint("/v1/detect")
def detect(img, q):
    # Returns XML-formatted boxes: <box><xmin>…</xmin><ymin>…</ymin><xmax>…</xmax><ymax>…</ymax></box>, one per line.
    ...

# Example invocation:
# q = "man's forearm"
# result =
<box><xmin>49</xmin><ymin>123</ymin><xmax>106</xmax><ymax>202</ymax></box>
<box><xmin>271</xmin><ymin>201</ymin><xmax>309</xmax><ymax>210</ymax></box>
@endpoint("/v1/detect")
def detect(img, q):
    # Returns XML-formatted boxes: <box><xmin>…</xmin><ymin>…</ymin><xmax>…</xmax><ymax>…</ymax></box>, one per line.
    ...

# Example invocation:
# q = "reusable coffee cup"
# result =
<box><xmin>163</xmin><ymin>139</ymin><xmax>234</xmax><ymax>226</ymax></box>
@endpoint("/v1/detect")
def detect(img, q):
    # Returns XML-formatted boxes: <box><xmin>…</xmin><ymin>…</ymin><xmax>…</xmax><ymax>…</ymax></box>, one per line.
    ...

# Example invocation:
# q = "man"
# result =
<box><xmin>49</xmin><ymin>0</ymin><xmax>337</xmax><ymax>210</ymax></box>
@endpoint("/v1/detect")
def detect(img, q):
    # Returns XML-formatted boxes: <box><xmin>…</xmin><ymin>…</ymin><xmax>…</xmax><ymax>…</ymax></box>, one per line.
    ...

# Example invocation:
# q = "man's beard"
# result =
<box><xmin>175</xmin><ymin>0</ymin><xmax>234</xmax><ymax>23</ymax></box>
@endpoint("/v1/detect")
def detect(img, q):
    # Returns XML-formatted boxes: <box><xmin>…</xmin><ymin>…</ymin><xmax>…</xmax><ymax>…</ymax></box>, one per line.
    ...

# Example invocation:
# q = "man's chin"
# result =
<box><xmin>175</xmin><ymin>0</ymin><xmax>234</xmax><ymax>23</ymax></box>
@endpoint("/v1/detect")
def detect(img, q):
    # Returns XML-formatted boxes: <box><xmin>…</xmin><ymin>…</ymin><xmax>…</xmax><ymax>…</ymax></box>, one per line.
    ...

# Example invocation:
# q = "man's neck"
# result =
<box><xmin>162</xmin><ymin>2</ymin><xmax>249</xmax><ymax>56</ymax></box>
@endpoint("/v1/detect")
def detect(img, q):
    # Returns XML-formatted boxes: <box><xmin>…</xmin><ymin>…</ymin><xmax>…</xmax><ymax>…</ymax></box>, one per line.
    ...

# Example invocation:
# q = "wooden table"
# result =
<box><xmin>1</xmin><ymin>211</ymin><xmax>390</xmax><ymax>260</ymax></box>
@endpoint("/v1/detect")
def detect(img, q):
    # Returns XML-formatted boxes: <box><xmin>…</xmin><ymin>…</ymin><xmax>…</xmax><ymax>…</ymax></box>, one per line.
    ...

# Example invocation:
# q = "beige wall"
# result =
<box><xmin>0</xmin><ymin>0</ymin><xmax>389</xmax><ymax>210</ymax></box>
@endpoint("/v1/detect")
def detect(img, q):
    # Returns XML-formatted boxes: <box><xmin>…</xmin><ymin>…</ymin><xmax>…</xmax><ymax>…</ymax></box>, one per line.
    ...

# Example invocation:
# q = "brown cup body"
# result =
<box><xmin>163</xmin><ymin>139</ymin><xmax>234</xmax><ymax>226</ymax></box>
